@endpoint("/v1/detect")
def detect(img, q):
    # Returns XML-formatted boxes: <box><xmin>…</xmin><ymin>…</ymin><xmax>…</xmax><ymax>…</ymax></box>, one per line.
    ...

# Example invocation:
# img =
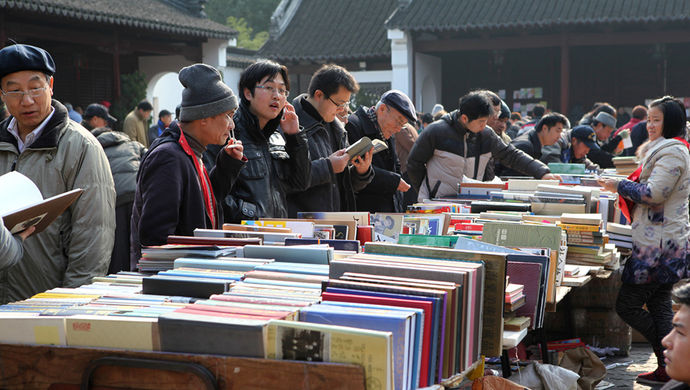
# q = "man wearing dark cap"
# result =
<box><xmin>83</xmin><ymin>103</ymin><xmax>146</xmax><ymax>273</ymax></box>
<box><xmin>542</xmin><ymin>125</ymin><xmax>600</xmax><ymax>171</ymax></box>
<box><xmin>130</xmin><ymin>63</ymin><xmax>245</xmax><ymax>266</ymax></box>
<box><xmin>148</xmin><ymin>109</ymin><xmax>173</xmax><ymax>147</ymax></box>
<box><xmin>0</xmin><ymin>43</ymin><xmax>115</xmax><ymax>304</ymax></box>
<box><xmin>346</xmin><ymin>89</ymin><xmax>416</xmax><ymax>212</ymax></box>
<box><xmin>586</xmin><ymin>111</ymin><xmax>620</xmax><ymax>168</ymax></box>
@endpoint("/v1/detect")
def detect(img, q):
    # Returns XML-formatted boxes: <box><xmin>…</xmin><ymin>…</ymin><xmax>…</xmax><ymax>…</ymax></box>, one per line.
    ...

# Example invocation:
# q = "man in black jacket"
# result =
<box><xmin>346</xmin><ymin>90</ymin><xmax>416</xmax><ymax>213</ymax></box>
<box><xmin>223</xmin><ymin>60</ymin><xmax>310</xmax><ymax>221</ymax></box>
<box><xmin>407</xmin><ymin>91</ymin><xmax>559</xmax><ymax>201</ymax></box>
<box><xmin>499</xmin><ymin>112</ymin><xmax>570</xmax><ymax>176</ymax></box>
<box><xmin>288</xmin><ymin>64</ymin><xmax>373</xmax><ymax>216</ymax></box>
<box><xmin>131</xmin><ymin>63</ymin><xmax>245</xmax><ymax>265</ymax></box>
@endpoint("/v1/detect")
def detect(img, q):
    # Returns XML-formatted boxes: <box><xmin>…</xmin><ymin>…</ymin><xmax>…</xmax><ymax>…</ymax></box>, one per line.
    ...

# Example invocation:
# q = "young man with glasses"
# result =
<box><xmin>222</xmin><ymin>60</ymin><xmax>310</xmax><ymax>221</ymax></box>
<box><xmin>0</xmin><ymin>44</ymin><xmax>115</xmax><ymax>304</ymax></box>
<box><xmin>131</xmin><ymin>63</ymin><xmax>245</xmax><ymax>265</ymax></box>
<box><xmin>346</xmin><ymin>90</ymin><xmax>417</xmax><ymax>212</ymax></box>
<box><xmin>288</xmin><ymin>64</ymin><xmax>374</xmax><ymax>215</ymax></box>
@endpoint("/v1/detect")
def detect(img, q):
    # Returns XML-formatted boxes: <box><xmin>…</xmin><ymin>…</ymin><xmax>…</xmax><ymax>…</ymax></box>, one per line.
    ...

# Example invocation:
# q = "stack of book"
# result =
<box><xmin>612</xmin><ymin>156</ymin><xmax>639</xmax><ymax>176</ymax></box>
<box><xmin>606</xmin><ymin>222</ymin><xmax>633</xmax><ymax>249</ymax></box>
<box><xmin>504</xmin><ymin>283</ymin><xmax>525</xmax><ymax>312</ymax></box>
<box><xmin>137</xmin><ymin>244</ymin><xmax>239</xmax><ymax>272</ymax></box>
<box><xmin>559</xmin><ymin>214</ymin><xmax>619</xmax><ymax>269</ymax></box>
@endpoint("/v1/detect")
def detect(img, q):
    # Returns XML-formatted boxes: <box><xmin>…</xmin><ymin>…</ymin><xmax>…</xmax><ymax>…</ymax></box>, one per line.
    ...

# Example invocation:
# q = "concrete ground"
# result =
<box><xmin>602</xmin><ymin>343</ymin><xmax>662</xmax><ymax>390</ymax></box>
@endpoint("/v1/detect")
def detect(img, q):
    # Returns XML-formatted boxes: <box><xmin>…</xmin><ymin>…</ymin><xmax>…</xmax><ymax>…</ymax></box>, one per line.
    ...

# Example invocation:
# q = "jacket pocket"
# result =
<box><xmin>240</xmin><ymin>148</ymin><xmax>267</xmax><ymax>179</ymax></box>
<box><xmin>239</xmin><ymin>199</ymin><xmax>259</xmax><ymax>219</ymax></box>
<box><xmin>270</xmin><ymin>148</ymin><xmax>291</xmax><ymax>181</ymax></box>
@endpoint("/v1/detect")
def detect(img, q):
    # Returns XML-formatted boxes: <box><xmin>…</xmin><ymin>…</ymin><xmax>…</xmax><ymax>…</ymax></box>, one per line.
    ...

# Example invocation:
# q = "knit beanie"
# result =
<box><xmin>178</xmin><ymin>63</ymin><xmax>238</xmax><ymax>121</ymax></box>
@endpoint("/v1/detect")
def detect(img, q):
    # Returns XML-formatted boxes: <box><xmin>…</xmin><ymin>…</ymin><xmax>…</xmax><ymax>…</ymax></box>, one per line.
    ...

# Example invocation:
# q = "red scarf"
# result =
<box><xmin>178</xmin><ymin>131</ymin><xmax>217</xmax><ymax>229</ymax></box>
<box><xmin>619</xmin><ymin>136</ymin><xmax>690</xmax><ymax>222</ymax></box>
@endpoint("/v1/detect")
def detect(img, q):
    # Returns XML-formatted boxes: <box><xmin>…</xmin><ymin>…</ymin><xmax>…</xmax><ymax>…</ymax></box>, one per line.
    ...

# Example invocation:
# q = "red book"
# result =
<box><xmin>356</xmin><ymin>225</ymin><xmax>374</xmax><ymax>247</ymax></box>
<box><xmin>321</xmin><ymin>291</ymin><xmax>433</xmax><ymax>388</ymax></box>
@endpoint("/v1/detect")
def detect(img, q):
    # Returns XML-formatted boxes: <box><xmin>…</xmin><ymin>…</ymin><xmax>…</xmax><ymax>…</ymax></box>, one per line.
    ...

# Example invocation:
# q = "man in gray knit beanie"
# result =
<box><xmin>130</xmin><ymin>63</ymin><xmax>246</xmax><ymax>264</ymax></box>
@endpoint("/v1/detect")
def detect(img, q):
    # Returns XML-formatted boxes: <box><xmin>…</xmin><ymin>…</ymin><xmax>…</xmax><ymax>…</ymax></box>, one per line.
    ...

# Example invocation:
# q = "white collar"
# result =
<box><xmin>7</xmin><ymin>107</ymin><xmax>56</xmax><ymax>152</ymax></box>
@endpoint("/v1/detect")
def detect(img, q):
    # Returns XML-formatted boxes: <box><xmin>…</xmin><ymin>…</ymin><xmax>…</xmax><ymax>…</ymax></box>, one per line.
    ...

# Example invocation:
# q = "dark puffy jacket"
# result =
<box><xmin>287</xmin><ymin>95</ymin><xmax>373</xmax><ymax>215</ymax></box>
<box><xmin>499</xmin><ymin>129</ymin><xmax>542</xmax><ymax>176</ymax></box>
<box><xmin>346</xmin><ymin>106</ymin><xmax>403</xmax><ymax>213</ymax></box>
<box><xmin>223</xmin><ymin>101</ymin><xmax>311</xmax><ymax>221</ymax></box>
<box><xmin>407</xmin><ymin>110</ymin><xmax>550</xmax><ymax>200</ymax></box>
<box><xmin>92</xmin><ymin>128</ymin><xmax>146</xmax><ymax>206</ymax></box>
<box><xmin>130</xmin><ymin>123</ymin><xmax>245</xmax><ymax>262</ymax></box>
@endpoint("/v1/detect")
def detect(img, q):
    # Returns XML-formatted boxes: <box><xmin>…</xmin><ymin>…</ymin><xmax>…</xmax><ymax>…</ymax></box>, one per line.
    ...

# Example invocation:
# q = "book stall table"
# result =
<box><xmin>0</xmin><ymin>343</ymin><xmax>367</xmax><ymax>389</ymax></box>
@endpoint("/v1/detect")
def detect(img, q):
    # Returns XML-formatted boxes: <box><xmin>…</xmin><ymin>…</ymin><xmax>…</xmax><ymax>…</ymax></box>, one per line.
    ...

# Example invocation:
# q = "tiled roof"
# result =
<box><xmin>0</xmin><ymin>0</ymin><xmax>237</xmax><ymax>39</ymax></box>
<box><xmin>385</xmin><ymin>0</ymin><xmax>690</xmax><ymax>33</ymax></box>
<box><xmin>259</xmin><ymin>0</ymin><xmax>398</xmax><ymax>62</ymax></box>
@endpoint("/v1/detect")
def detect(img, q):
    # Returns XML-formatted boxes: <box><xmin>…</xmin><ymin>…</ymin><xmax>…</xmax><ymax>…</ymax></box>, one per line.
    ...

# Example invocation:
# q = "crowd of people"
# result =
<box><xmin>2</xmin><ymin>42</ymin><xmax>690</xmax><ymax>388</ymax></box>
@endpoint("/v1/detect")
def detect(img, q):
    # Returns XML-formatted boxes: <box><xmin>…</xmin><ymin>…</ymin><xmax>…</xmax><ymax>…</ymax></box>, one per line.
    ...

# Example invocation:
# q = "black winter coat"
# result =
<box><xmin>499</xmin><ymin>129</ymin><xmax>542</xmax><ymax>176</ymax></box>
<box><xmin>223</xmin><ymin>101</ymin><xmax>311</xmax><ymax>221</ymax></box>
<box><xmin>346</xmin><ymin>106</ymin><xmax>403</xmax><ymax>213</ymax></box>
<box><xmin>130</xmin><ymin>123</ymin><xmax>245</xmax><ymax>262</ymax></box>
<box><xmin>287</xmin><ymin>95</ymin><xmax>373</xmax><ymax>216</ymax></box>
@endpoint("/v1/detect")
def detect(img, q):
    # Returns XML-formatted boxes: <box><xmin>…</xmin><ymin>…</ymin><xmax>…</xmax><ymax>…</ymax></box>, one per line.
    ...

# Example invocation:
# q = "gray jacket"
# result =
<box><xmin>541</xmin><ymin>129</ymin><xmax>599</xmax><ymax>171</ymax></box>
<box><xmin>92</xmin><ymin>128</ymin><xmax>146</xmax><ymax>207</ymax></box>
<box><xmin>0</xmin><ymin>100</ymin><xmax>116</xmax><ymax>304</ymax></box>
<box><xmin>0</xmin><ymin>217</ymin><xmax>23</xmax><ymax>270</ymax></box>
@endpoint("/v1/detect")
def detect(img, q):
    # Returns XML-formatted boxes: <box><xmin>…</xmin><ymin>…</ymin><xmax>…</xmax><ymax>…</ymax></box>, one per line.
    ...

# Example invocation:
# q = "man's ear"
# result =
<box><xmin>377</xmin><ymin>103</ymin><xmax>387</xmax><ymax>116</ymax></box>
<box><xmin>243</xmin><ymin>87</ymin><xmax>253</xmax><ymax>102</ymax></box>
<box><xmin>313</xmin><ymin>89</ymin><xmax>323</xmax><ymax>100</ymax></box>
<box><xmin>49</xmin><ymin>76</ymin><xmax>54</xmax><ymax>96</ymax></box>
<box><xmin>459</xmin><ymin>114</ymin><xmax>469</xmax><ymax>125</ymax></box>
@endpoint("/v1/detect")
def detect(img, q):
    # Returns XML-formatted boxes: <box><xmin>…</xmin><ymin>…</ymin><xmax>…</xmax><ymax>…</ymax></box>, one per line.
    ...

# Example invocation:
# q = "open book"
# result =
<box><xmin>345</xmin><ymin>136</ymin><xmax>387</xmax><ymax>162</ymax></box>
<box><xmin>0</xmin><ymin>171</ymin><xmax>82</xmax><ymax>234</ymax></box>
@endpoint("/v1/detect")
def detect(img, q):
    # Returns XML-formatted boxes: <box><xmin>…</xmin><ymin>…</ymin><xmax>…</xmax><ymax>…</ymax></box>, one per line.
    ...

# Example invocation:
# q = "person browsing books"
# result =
<box><xmin>130</xmin><ymin>63</ymin><xmax>246</xmax><ymax>266</ymax></box>
<box><xmin>0</xmin><ymin>43</ymin><xmax>115</xmax><ymax>304</ymax></box>
<box><xmin>222</xmin><ymin>60</ymin><xmax>311</xmax><ymax>221</ymax></box>
<box><xmin>346</xmin><ymin>90</ymin><xmax>416</xmax><ymax>212</ymax></box>
<box><xmin>406</xmin><ymin>91</ymin><xmax>559</xmax><ymax>201</ymax></box>
<box><xmin>598</xmin><ymin>96</ymin><xmax>690</xmax><ymax>386</ymax></box>
<box><xmin>287</xmin><ymin>64</ymin><xmax>373</xmax><ymax>215</ymax></box>
<box><xmin>0</xmin><ymin>219</ymin><xmax>34</xmax><ymax>270</ymax></box>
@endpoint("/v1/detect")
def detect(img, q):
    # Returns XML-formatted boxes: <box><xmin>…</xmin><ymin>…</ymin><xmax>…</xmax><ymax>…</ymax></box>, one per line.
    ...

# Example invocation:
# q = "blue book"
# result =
<box><xmin>300</xmin><ymin>303</ymin><xmax>414</xmax><ymax>390</ymax></box>
<box><xmin>325</xmin><ymin>286</ymin><xmax>443</xmax><ymax>386</ymax></box>
<box><xmin>321</xmin><ymin>300</ymin><xmax>423</xmax><ymax>389</ymax></box>
<box><xmin>173</xmin><ymin>258</ymin><xmax>262</xmax><ymax>271</ymax></box>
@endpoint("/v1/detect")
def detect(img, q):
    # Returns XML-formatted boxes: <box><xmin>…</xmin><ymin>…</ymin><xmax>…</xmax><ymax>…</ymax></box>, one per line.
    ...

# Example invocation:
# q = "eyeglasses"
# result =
<box><xmin>1</xmin><ymin>86</ymin><xmax>48</xmax><ymax>101</ymax></box>
<box><xmin>388</xmin><ymin>106</ymin><xmax>409</xmax><ymax>128</ymax></box>
<box><xmin>255</xmin><ymin>84</ymin><xmax>289</xmax><ymax>97</ymax></box>
<box><xmin>327</xmin><ymin>96</ymin><xmax>349</xmax><ymax>108</ymax></box>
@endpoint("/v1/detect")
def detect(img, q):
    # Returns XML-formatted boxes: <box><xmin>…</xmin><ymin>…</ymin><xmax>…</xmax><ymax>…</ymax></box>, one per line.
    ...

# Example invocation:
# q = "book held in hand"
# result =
<box><xmin>0</xmin><ymin>171</ymin><xmax>82</xmax><ymax>234</ymax></box>
<box><xmin>346</xmin><ymin>136</ymin><xmax>387</xmax><ymax>161</ymax></box>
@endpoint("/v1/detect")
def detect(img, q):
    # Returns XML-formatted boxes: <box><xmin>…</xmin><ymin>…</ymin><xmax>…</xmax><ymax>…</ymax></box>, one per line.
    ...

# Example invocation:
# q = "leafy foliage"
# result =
<box><xmin>206</xmin><ymin>0</ymin><xmax>280</xmax><ymax>49</ymax></box>
<box><xmin>110</xmin><ymin>71</ymin><xmax>148</xmax><ymax>130</ymax></box>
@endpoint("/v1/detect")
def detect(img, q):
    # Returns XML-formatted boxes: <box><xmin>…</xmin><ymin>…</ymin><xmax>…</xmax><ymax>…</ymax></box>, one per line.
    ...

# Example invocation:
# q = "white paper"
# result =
<box><xmin>0</xmin><ymin>171</ymin><xmax>43</xmax><ymax>216</ymax></box>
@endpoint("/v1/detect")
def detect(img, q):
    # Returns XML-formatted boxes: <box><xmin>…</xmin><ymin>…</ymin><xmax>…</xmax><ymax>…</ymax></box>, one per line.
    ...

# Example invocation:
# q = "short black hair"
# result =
<box><xmin>532</xmin><ymin>104</ymin><xmax>546</xmax><ymax>119</ymax></box>
<box><xmin>458</xmin><ymin>91</ymin><xmax>492</xmax><ymax>121</ymax></box>
<box><xmin>473</xmin><ymin>89</ymin><xmax>501</xmax><ymax>107</ymax></box>
<box><xmin>421</xmin><ymin>113</ymin><xmax>433</xmax><ymax>124</ymax></box>
<box><xmin>159</xmin><ymin>109</ymin><xmax>172</xmax><ymax>119</ymax></box>
<box><xmin>535</xmin><ymin>112</ymin><xmax>570</xmax><ymax>133</ymax></box>
<box><xmin>308</xmin><ymin>64</ymin><xmax>359</xmax><ymax>98</ymax></box>
<box><xmin>650</xmin><ymin>96</ymin><xmax>687</xmax><ymax>139</ymax></box>
<box><xmin>239</xmin><ymin>60</ymin><xmax>290</xmax><ymax>106</ymax></box>
<box><xmin>673</xmin><ymin>282</ymin><xmax>690</xmax><ymax>305</ymax></box>
<box><xmin>175</xmin><ymin>104</ymin><xmax>181</xmax><ymax>120</ymax></box>
<box><xmin>510</xmin><ymin>112</ymin><xmax>522</xmax><ymax>121</ymax></box>
<box><xmin>137</xmin><ymin>100</ymin><xmax>153</xmax><ymax>111</ymax></box>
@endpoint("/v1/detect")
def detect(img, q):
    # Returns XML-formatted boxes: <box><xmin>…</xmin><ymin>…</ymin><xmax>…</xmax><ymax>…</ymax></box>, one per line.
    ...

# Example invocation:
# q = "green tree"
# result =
<box><xmin>227</xmin><ymin>16</ymin><xmax>269</xmax><ymax>50</ymax></box>
<box><xmin>110</xmin><ymin>71</ymin><xmax>148</xmax><ymax>130</ymax></box>
<box><xmin>206</xmin><ymin>0</ymin><xmax>280</xmax><ymax>49</ymax></box>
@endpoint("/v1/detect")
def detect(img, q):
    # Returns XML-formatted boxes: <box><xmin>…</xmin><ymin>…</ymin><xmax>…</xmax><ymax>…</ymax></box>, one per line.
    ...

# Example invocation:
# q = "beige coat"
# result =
<box><xmin>123</xmin><ymin>109</ymin><xmax>149</xmax><ymax>146</ymax></box>
<box><xmin>0</xmin><ymin>101</ymin><xmax>116</xmax><ymax>303</ymax></box>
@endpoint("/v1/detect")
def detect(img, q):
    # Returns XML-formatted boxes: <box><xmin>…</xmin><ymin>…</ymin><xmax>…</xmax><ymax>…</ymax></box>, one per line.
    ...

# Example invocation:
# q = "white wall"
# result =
<box><xmin>349</xmin><ymin>70</ymin><xmax>392</xmax><ymax>84</ymax></box>
<box><xmin>221</xmin><ymin>66</ymin><xmax>244</xmax><ymax>96</ymax></box>
<box><xmin>414</xmin><ymin>53</ymin><xmax>442</xmax><ymax>113</ymax></box>
<box><xmin>387</xmin><ymin>28</ymin><xmax>413</xmax><ymax>95</ymax></box>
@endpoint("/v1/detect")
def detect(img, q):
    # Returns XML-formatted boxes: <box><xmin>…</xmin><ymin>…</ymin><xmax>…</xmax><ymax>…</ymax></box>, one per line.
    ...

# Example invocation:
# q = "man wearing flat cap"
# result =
<box><xmin>130</xmin><ymin>63</ymin><xmax>245</xmax><ymax>266</ymax></box>
<box><xmin>83</xmin><ymin>103</ymin><xmax>146</xmax><ymax>273</ymax></box>
<box><xmin>346</xmin><ymin>90</ymin><xmax>416</xmax><ymax>212</ymax></box>
<box><xmin>0</xmin><ymin>43</ymin><xmax>115</xmax><ymax>304</ymax></box>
